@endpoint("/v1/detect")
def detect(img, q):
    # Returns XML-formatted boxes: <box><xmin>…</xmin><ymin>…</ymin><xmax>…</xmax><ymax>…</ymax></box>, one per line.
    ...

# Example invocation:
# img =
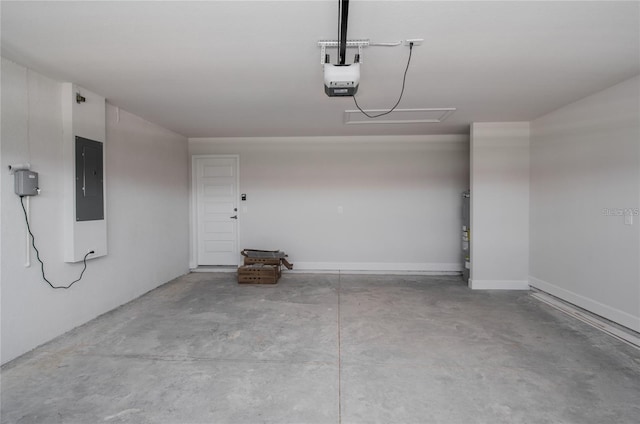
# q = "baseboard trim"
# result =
<box><xmin>469</xmin><ymin>279</ymin><xmax>530</xmax><ymax>290</ymax></box>
<box><xmin>190</xmin><ymin>262</ymin><xmax>462</xmax><ymax>277</ymax></box>
<box><xmin>286</xmin><ymin>269</ymin><xmax>461</xmax><ymax>276</ymax></box>
<box><xmin>529</xmin><ymin>276</ymin><xmax>640</xmax><ymax>332</ymax></box>
<box><xmin>293</xmin><ymin>262</ymin><xmax>461</xmax><ymax>273</ymax></box>
<box><xmin>191</xmin><ymin>266</ymin><xmax>237</xmax><ymax>273</ymax></box>
<box><xmin>530</xmin><ymin>290</ymin><xmax>640</xmax><ymax>349</ymax></box>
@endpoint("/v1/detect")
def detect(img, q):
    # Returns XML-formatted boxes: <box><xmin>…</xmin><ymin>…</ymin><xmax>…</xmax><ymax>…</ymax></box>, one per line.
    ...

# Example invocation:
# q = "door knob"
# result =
<box><xmin>230</xmin><ymin>215</ymin><xmax>238</xmax><ymax>219</ymax></box>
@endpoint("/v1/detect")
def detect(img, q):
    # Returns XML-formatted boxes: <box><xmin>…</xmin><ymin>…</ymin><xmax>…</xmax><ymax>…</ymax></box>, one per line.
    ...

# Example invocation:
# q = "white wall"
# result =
<box><xmin>470</xmin><ymin>122</ymin><xmax>530</xmax><ymax>290</ymax></box>
<box><xmin>0</xmin><ymin>59</ymin><xmax>190</xmax><ymax>364</ymax></box>
<box><xmin>189</xmin><ymin>136</ymin><xmax>469</xmax><ymax>272</ymax></box>
<box><xmin>530</xmin><ymin>75</ymin><xmax>640</xmax><ymax>332</ymax></box>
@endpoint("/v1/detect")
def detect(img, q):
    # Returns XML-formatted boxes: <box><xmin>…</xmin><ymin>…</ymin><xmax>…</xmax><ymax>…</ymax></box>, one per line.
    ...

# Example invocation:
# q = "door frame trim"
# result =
<box><xmin>190</xmin><ymin>154</ymin><xmax>240</xmax><ymax>269</ymax></box>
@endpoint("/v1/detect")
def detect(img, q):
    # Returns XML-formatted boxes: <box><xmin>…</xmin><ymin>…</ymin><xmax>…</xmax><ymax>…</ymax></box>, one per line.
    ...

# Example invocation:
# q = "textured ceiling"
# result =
<box><xmin>2</xmin><ymin>1</ymin><xmax>639</xmax><ymax>137</ymax></box>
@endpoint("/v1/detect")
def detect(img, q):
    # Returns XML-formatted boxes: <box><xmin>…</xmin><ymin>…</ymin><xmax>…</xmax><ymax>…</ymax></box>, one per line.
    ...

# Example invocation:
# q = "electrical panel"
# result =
<box><xmin>62</xmin><ymin>83</ymin><xmax>107</xmax><ymax>262</ymax></box>
<box><xmin>75</xmin><ymin>136</ymin><xmax>104</xmax><ymax>221</ymax></box>
<box><xmin>14</xmin><ymin>170</ymin><xmax>39</xmax><ymax>196</ymax></box>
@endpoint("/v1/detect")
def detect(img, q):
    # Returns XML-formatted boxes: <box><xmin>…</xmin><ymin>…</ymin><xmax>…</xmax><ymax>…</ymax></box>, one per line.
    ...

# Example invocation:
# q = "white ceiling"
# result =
<box><xmin>2</xmin><ymin>1</ymin><xmax>639</xmax><ymax>138</ymax></box>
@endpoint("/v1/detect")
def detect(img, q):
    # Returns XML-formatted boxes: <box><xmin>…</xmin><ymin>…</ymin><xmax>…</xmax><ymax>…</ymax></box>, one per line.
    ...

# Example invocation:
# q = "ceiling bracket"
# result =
<box><xmin>318</xmin><ymin>39</ymin><xmax>369</xmax><ymax>65</ymax></box>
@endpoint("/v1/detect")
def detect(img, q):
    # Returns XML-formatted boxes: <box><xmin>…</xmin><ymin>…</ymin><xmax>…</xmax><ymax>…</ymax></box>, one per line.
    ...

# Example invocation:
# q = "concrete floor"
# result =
<box><xmin>2</xmin><ymin>273</ymin><xmax>639</xmax><ymax>424</ymax></box>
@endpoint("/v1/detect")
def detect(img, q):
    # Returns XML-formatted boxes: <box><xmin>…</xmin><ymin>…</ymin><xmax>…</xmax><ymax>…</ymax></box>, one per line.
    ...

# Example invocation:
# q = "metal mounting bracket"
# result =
<box><xmin>318</xmin><ymin>39</ymin><xmax>370</xmax><ymax>65</ymax></box>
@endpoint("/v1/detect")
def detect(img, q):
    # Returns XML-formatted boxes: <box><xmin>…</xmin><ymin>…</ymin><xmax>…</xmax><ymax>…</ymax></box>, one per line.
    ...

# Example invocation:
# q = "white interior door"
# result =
<box><xmin>195</xmin><ymin>156</ymin><xmax>239</xmax><ymax>265</ymax></box>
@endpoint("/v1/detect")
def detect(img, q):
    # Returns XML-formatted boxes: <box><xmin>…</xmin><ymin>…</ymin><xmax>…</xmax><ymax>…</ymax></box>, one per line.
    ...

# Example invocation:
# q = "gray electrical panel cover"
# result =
<box><xmin>14</xmin><ymin>170</ymin><xmax>39</xmax><ymax>196</ymax></box>
<box><xmin>75</xmin><ymin>136</ymin><xmax>104</xmax><ymax>221</ymax></box>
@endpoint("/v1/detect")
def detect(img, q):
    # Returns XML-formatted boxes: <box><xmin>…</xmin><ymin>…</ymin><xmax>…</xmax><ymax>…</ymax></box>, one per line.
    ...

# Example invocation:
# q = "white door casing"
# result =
<box><xmin>193</xmin><ymin>155</ymin><xmax>239</xmax><ymax>266</ymax></box>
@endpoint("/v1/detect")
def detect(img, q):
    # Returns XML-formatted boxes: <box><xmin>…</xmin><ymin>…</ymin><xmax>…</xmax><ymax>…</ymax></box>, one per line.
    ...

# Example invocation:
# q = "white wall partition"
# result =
<box><xmin>470</xmin><ymin>122</ymin><xmax>530</xmax><ymax>289</ymax></box>
<box><xmin>530</xmin><ymin>75</ymin><xmax>640</xmax><ymax>332</ymax></box>
<box><xmin>189</xmin><ymin>136</ymin><xmax>470</xmax><ymax>272</ymax></box>
<box><xmin>1</xmin><ymin>59</ymin><xmax>190</xmax><ymax>364</ymax></box>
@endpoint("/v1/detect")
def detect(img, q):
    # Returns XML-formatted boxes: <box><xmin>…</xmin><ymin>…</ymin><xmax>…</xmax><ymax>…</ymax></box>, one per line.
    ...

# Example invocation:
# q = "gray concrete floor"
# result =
<box><xmin>2</xmin><ymin>273</ymin><xmax>639</xmax><ymax>424</ymax></box>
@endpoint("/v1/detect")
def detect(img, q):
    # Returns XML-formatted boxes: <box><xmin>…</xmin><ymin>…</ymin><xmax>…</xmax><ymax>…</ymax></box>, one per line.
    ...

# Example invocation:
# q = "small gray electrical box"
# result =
<box><xmin>14</xmin><ymin>170</ymin><xmax>39</xmax><ymax>196</ymax></box>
